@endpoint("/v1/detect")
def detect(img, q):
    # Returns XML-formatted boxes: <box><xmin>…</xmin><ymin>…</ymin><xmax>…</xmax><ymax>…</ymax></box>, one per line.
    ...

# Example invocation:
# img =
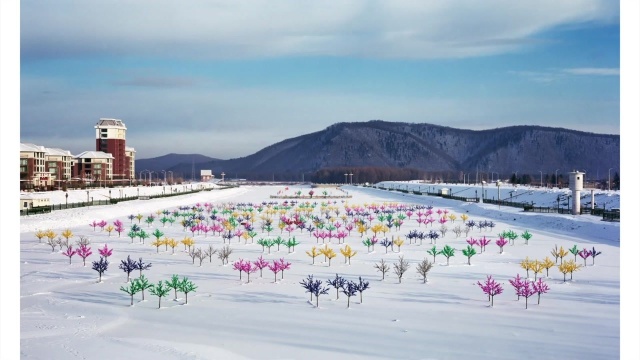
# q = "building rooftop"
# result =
<box><xmin>74</xmin><ymin>151</ymin><xmax>115</xmax><ymax>159</ymax></box>
<box><xmin>125</xmin><ymin>146</ymin><xmax>136</xmax><ymax>152</ymax></box>
<box><xmin>96</xmin><ymin>118</ymin><xmax>127</xmax><ymax>128</ymax></box>
<box><xmin>20</xmin><ymin>143</ymin><xmax>46</xmax><ymax>153</ymax></box>
<box><xmin>45</xmin><ymin>147</ymin><xmax>73</xmax><ymax>157</ymax></box>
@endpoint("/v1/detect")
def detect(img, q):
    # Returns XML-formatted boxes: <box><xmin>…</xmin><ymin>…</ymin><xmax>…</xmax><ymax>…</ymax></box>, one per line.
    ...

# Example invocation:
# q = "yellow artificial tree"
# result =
<box><xmin>306</xmin><ymin>246</ymin><xmax>321</xmax><ymax>265</ymax></box>
<box><xmin>340</xmin><ymin>244</ymin><xmax>357</xmax><ymax>265</ymax></box>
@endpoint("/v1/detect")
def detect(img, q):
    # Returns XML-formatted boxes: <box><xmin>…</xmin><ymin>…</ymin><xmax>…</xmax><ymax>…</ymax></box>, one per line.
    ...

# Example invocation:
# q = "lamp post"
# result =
<box><xmin>496</xmin><ymin>181</ymin><xmax>502</xmax><ymax>208</ymax></box>
<box><xmin>344</xmin><ymin>173</ymin><xmax>348</xmax><ymax>184</ymax></box>
<box><xmin>349</xmin><ymin>173</ymin><xmax>353</xmax><ymax>184</ymax></box>
<box><xmin>608</xmin><ymin>168</ymin><xmax>614</xmax><ymax>191</ymax></box>
<box><xmin>167</xmin><ymin>171</ymin><xmax>173</xmax><ymax>184</ymax></box>
<box><xmin>480</xmin><ymin>181</ymin><xmax>486</xmax><ymax>203</ymax></box>
<box><xmin>86</xmin><ymin>190</ymin><xmax>90</xmax><ymax>204</ymax></box>
<box><xmin>161</xmin><ymin>170</ymin><xmax>167</xmax><ymax>184</ymax></box>
<box><xmin>65</xmin><ymin>192</ymin><xmax>68</xmax><ymax>206</ymax></box>
<box><xmin>149</xmin><ymin>171</ymin><xmax>156</xmax><ymax>184</ymax></box>
<box><xmin>539</xmin><ymin>170</ymin><xmax>543</xmax><ymax>187</ymax></box>
<box><xmin>221</xmin><ymin>172</ymin><xmax>225</xmax><ymax>182</ymax></box>
<box><xmin>555</xmin><ymin>169</ymin><xmax>560</xmax><ymax>187</ymax></box>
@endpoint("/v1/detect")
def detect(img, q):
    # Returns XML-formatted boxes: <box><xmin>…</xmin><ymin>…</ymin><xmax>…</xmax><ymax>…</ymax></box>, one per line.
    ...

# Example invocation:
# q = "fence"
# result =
<box><xmin>367</xmin><ymin>185</ymin><xmax>619</xmax><ymax>221</ymax></box>
<box><xmin>20</xmin><ymin>186</ymin><xmax>232</xmax><ymax>216</ymax></box>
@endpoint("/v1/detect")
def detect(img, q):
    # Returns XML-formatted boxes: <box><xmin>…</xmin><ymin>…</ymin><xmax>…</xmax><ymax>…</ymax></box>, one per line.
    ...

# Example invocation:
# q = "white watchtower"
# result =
<box><xmin>568</xmin><ymin>171</ymin><xmax>584</xmax><ymax>215</ymax></box>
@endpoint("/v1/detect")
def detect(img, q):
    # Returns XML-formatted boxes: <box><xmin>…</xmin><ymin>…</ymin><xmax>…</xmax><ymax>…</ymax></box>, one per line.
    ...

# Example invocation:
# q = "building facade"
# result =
<box><xmin>45</xmin><ymin>147</ymin><xmax>73</xmax><ymax>186</ymax></box>
<box><xmin>95</xmin><ymin>118</ymin><xmax>129</xmax><ymax>181</ymax></box>
<box><xmin>20</xmin><ymin>143</ymin><xmax>48</xmax><ymax>190</ymax></box>
<box><xmin>125</xmin><ymin>146</ymin><xmax>136</xmax><ymax>182</ymax></box>
<box><xmin>72</xmin><ymin>151</ymin><xmax>114</xmax><ymax>185</ymax></box>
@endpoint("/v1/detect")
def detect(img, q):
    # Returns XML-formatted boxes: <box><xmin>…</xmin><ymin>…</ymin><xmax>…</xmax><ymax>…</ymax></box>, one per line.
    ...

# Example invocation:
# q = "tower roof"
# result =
<box><xmin>95</xmin><ymin>118</ymin><xmax>127</xmax><ymax>129</ymax></box>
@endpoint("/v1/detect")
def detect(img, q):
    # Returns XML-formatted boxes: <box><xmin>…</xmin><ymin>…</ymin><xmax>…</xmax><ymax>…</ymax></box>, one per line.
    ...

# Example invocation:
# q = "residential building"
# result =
<box><xmin>72</xmin><ymin>151</ymin><xmax>114</xmax><ymax>185</ymax></box>
<box><xmin>45</xmin><ymin>147</ymin><xmax>73</xmax><ymax>187</ymax></box>
<box><xmin>20</xmin><ymin>143</ymin><xmax>48</xmax><ymax>190</ymax></box>
<box><xmin>125</xmin><ymin>146</ymin><xmax>136</xmax><ymax>182</ymax></box>
<box><xmin>95</xmin><ymin>118</ymin><xmax>129</xmax><ymax>181</ymax></box>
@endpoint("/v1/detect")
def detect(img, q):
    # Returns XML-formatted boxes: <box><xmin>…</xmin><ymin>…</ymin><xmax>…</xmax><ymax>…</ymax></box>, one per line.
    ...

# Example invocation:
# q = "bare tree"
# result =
<box><xmin>374</xmin><ymin>259</ymin><xmax>390</xmax><ymax>280</ymax></box>
<box><xmin>416</xmin><ymin>257</ymin><xmax>434</xmax><ymax>284</ymax></box>
<box><xmin>196</xmin><ymin>247</ymin><xmax>207</xmax><ymax>266</ymax></box>
<box><xmin>439</xmin><ymin>225</ymin><xmax>448</xmax><ymax>238</ymax></box>
<box><xmin>217</xmin><ymin>245</ymin><xmax>233</xmax><ymax>265</ymax></box>
<box><xmin>75</xmin><ymin>235</ymin><xmax>91</xmax><ymax>246</ymax></box>
<box><xmin>204</xmin><ymin>244</ymin><xmax>217</xmax><ymax>263</ymax></box>
<box><xmin>188</xmin><ymin>248</ymin><xmax>200</xmax><ymax>264</ymax></box>
<box><xmin>46</xmin><ymin>237</ymin><xmax>60</xmax><ymax>252</ymax></box>
<box><xmin>58</xmin><ymin>237</ymin><xmax>70</xmax><ymax>251</ymax></box>
<box><xmin>463</xmin><ymin>226</ymin><xmax>471</xmax><ymax>237</ymax></box>
<box><xmin>393</xmin><ymin>256</ymin><xmax>410</xmax><ymax>284</ymax></box>
<box><xmin>452</xmin><ymin>225</ymin><xmax>462</xmax><ymax>238</ymax></box>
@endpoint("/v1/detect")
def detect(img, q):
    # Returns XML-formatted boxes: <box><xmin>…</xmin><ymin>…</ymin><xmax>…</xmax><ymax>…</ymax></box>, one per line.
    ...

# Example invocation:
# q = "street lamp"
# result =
<box><xmin>167</xmin><ymin>171</ymin><xmax>173</xmax><ymax>184</ymax></box>
<box><xmin>539</xmin><ymin>170</ymin><xmax>543</xmax><ymax>187</ymax></box>
<box><xmin>86</xmin><ymin>190</ymin><xmax>90</xmax><ymax>203</ymax></box>
<box><xmin>349</xmin><ymin>173</ymin><xmax>353</xmax><ymax>184</ymax></box>
<box><xmin>555</xmin><ymin>169</ymin><xmax>560</xmax><ymax>187</ymax></box>
<box><xmin>608</xmin><ymin>168</ymin><xmax>614</xmax><ymax>191</ymax></box>
<box><xmin>221</xmin><ymin>172</ymin><xmax>225</xmax><ymax>182</ymax></box>
<box><xmin>480</xmin><ymin>181</ymin><xmax>486</xmax><ymax>203</ymax></box>
<box><xmin>65</xmin><ymin>192</ymin><xmax>68</xmax><ymax>206</ymax></box>
<box><xmin>496</xmin><ymin>181</ymin><xmax>502</xmax><ymax>208</ymax></box>
<box><xmin>161</xmin><ymin>170</ymin><xmax>167</xmax><ymax>184</ymax></box>
<box><xmin>344</xmin><ymin>173</ymin><xmax>348</xmax><ymax>184</ymax></box>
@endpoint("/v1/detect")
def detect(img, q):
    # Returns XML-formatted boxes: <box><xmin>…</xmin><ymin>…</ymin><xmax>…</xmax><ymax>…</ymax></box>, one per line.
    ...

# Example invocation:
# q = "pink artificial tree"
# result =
<box><xmin>531</xmin><ymin>278</ymin><xmax>550</xmax><ymax>305</ymax></box>
<box><xmin>477</xmin><ymin>237</ymin><xmax>491</xmax><ymax>253</ymax></box>
<box><xmin>496</xmin><ymin>237</ymin><xmax>508</xmax><ymax>254</ymax></box>
<box><xmin>466</xmin><ymin>238</ymin><xmax>479</xmax><ymax>247</ymax></box>
<box><xmin>76</xmin><ymin>244</ymin><xmax>92</xmax><ymax>266</ymax></box>
<box><xmin>477</xmin><ymin>275</ymin><xmax>503</xmax><ymax>307</ymax></box>
<box><xmin>253</xmin><ymin>256</ymin><xmax>269</xmax><ymax>278</ymax></box>
<box><xmin>232</xmin><ymin>259</ymin><xmax>247</xmax><ymax>281</ymax></box>
<box><xmin>517</xmin><ymin>280</ymin><xmax>537</xmax><ymax>309</ymax></box>
<box><xmin>276</xmin><ymin>258</ymin><xmax>291</xmax><ymax>279</ymax></box>
<box><xmin>113</xmin><ymin>220</ymin><xmax>125</xmax><ymax>237</ymax></box>
<box><xmin>267</xmin><ymin>261</ymin><xmax>281</xmax><ymax>283</ymax></box>
<box><xmin>242</xmin><ymin>262</ymin><xmax>258</xmax><ymax>283</ymax></box>
<box><xmin>509</xmin><ymin>274</ymin><xmax>527</xmax><ymax>301</ymax></box>
<box><xmin>578</xmin><ymin>248</ymin><xmax>592</xmax><ymax>267</ymax></box>
<box><xmin>90</xmin><ymin>220</ymin><xmax>99</xmax><ymax>231</ymax></box>
<box><xmin>344</xmin><ymin>223</ymin><xmax>354</xmax><ymax>236</ymax></box>
<box><xmin>98</xmin><ymin>244</ymin><xmax>113</xmax><ymax>259</ymax></box>
<box><xmin>62</xmin><ymin>246</ymin><xmax>76</xmax><ymax>264</ymax></box>
<box><xmin>98</xmin><ymin>220</ymin><xmax>108</xmax><ymax>231</ymax></box>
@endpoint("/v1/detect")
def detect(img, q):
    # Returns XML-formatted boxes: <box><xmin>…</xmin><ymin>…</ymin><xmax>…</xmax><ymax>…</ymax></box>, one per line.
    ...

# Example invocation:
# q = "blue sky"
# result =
<box><xmin>17</xmin><ymin>1</ymin><xmax>621</xmax><ymax>159</ymax></box>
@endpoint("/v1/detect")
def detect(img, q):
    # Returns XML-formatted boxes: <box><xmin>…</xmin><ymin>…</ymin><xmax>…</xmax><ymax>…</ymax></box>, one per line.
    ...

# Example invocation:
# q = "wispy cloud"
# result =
<box><xmin>20</xmin><ymin>0</ymin><xmax>619</xmax><ymax>61</ymax></box>
<box><xmin>112</xmin><ymin>76</ymin><xmax>198</xmax><ymax>88</ymax></box>
<box><xmin>563</xmin><ymin>67</ymin><xmax>620</xmax><ymax>76</ymax></box>
<box><xmin>508</xmin><ymin>70</ymin><xmax>561</xmax><ymax>83</ymax></box>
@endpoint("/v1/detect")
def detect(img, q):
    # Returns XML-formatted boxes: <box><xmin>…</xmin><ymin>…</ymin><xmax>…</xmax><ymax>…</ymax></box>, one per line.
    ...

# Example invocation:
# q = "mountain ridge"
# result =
<box><xmin>135</xmin><ymin>121</ymin><xmax>619</xmax><ymax>182</ymax></box>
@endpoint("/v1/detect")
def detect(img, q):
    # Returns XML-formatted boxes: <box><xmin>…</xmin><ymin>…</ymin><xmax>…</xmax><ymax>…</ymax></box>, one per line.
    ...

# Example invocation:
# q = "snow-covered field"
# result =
<box><xmin>13</xmin><ymin>182</ymin><xmax>635</xmax><ymax>359</ymax></box>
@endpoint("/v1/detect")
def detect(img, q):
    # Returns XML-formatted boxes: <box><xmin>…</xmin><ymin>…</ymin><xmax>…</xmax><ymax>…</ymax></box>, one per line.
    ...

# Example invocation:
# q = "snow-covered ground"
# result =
<box><xmin>11</xmin><ymin>182</ymin><xmax>636</xmax><ymax>359</ymax></box>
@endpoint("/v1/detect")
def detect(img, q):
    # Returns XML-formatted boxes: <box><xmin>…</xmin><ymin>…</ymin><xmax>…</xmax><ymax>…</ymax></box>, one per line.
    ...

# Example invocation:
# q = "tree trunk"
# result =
<box><xmin>158</xmin><ymin>297</ymin><xmax>161</xmax><ymax>309</ymax></box>
<box><xmin>130</xmin><ymin>295</ymin><xmax>134</xmax><ymax>305</ymax></box>
<box><xmin>185</xmin><ymin>293</ymin><xmax>188</xmax><ymax>304</ymax></box>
